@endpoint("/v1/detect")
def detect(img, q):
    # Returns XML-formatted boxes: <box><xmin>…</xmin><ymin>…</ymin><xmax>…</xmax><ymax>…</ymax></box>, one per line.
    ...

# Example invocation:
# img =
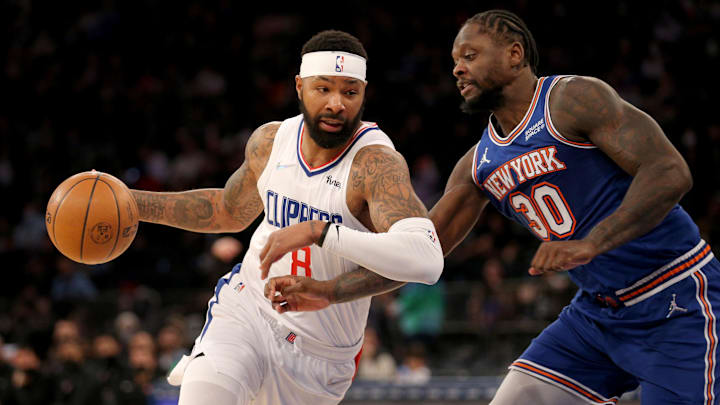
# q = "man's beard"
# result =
<box><xmin>460</xmin><ymin>81</ymin><xmax>505</xmax><ymax>114</ymax></box>
<box><xmin>299</xmin><ymin>98</ymin><xmax>365</xmax><ymax>149</ymax></box>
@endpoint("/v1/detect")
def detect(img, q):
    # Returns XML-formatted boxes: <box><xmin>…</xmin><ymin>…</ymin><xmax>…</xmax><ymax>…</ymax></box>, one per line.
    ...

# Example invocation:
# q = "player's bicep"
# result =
<box><xmin>353</xmin><ymin>145</ymin><xmax>428</xmax><ymax>233</ymax></box>
<box><xmin>430</xmin><ymin>146</ymin><xmax>488</xmax><ymax>255</ymax></box>
<box><xmin>222</xmin><ymin>122</ymin><xmax>279</xmax><ymax>229</ymax></box>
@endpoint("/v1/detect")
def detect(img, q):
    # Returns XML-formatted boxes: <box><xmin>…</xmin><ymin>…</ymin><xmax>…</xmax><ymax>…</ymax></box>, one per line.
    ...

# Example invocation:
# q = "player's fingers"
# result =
<box><xmin>259</xmin><ymin>236</ymin><xmax>272</xmax><ymax>262</ymax></box>
<box><xmin>264</xmin><ymin>278</ymin><xmax>276</xmax><ymax>299</ymax></box>
<box><xmin>529</xmin><ymin>244</ymin><xmax>548</xmax><ymax>275</ymax></box>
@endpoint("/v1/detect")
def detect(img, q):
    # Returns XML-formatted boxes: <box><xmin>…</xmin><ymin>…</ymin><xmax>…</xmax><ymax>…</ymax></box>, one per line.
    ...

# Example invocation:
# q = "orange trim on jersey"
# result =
<box><xmin>487</xmin><ymin>77</ymin><xmax>547</xmax><ymax>145</ymax></box>
<box><xmin>298</xmin><ymin>122</ymin><xmax>378</xmax><ymax>171</ymax></box>
<box><xmin>511</xmin><ymin>361</ymin><xmax>618</xmax><ymax>404</ymax></box>
<box><xmin>693</xmin><ymin>271</ymin><xmax>717</xmax><ymax>405</ymax></box>
<box><xmin>544</xmin><ymin>76</ymin><xmax>595</xmax><ymax>148</ymax></box>
<box><xmin>619</xmin><ymin>245</ymin><xmax>712</xmax><ymax>302</ymax></box>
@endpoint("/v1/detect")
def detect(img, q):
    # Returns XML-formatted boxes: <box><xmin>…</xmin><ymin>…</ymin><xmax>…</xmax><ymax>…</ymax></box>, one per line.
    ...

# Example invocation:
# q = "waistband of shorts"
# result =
<box><xmin>599</xmin><ymin>239</ymin><xmax>715</xmax><ymax>307</ymax></box>
<box><xmin>257</xmin><ymin>307</ymin><xmax>362</xmax><ymax>363</ymax></box>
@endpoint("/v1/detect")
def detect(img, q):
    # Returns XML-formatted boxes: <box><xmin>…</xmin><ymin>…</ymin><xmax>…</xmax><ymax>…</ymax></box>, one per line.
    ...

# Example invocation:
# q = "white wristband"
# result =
<box><xmin>320</xmin><ymin>217</ymin><xmax>443</xmax><ymax>284</ymax></box>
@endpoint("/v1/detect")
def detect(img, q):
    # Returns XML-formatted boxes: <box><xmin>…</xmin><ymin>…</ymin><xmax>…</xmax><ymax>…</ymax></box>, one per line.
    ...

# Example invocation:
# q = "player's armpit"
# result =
<box><xmin>430</xmin><ymin>145</ymin><xmax>489</xmax><ymax>256</ymax></box>
<box><xmin>549</xmin><ymin>76</ymin><xmax>693</xmax><ymax>255</ymax></box>
<box><xmin>350</xmin><ymin>145</ymin><xmax>428</xmax><ymax>232</ymax></box>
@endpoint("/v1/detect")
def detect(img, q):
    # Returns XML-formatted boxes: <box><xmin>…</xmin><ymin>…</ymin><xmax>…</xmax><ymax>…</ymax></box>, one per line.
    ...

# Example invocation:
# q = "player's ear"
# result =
<box><xmin>509</xmin><ymin>41</ymin><xmax>524</xmax><ymax>71</ymax></box>
<box><xmin>295</xmin><ymin>75</ymin><xmax>303</xmax><ymax>99</ymax></box>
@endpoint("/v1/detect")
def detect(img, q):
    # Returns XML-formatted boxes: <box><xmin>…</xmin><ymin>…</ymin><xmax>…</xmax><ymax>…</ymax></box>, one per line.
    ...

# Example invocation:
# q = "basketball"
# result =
<box><xmin>46</xmin><ymin>170</ymin><xmax>139</xmax><ymax>265</ymax></box>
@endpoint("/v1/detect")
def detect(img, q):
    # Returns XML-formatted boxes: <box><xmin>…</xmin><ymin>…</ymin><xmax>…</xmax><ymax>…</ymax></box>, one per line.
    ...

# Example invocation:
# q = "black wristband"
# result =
<box><xmin>316</xmin><ymin>221</ymin><xmax>332</xmax><ymax>247</ymax></box>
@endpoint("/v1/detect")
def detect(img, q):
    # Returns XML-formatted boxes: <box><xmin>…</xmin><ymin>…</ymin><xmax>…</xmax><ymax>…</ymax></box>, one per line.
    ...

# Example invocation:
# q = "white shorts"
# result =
<box><xmin>168</xmin><ymin>268</ymin><xmax>360</xmax><ymax>405</ymax></box>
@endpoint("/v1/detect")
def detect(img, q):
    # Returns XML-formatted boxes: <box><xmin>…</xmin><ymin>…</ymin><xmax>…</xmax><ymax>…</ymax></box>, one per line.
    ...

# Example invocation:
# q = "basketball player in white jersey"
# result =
<box><xmin>130</xmin><ymin>30</ymin><xmax>443</xmax><ymax>405</ymax></box>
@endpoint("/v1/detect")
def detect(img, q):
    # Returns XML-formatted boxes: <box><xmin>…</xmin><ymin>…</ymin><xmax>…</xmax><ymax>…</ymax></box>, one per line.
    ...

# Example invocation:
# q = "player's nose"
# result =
<box><xmin>453</xmin><ymin>60</ymin><xmax>467</xmax><ymax>78</ymax></box>
<box><xmin>325</xmin><ymin>93</ymin><xmax>345</xmax><ymax>114</ymax></box>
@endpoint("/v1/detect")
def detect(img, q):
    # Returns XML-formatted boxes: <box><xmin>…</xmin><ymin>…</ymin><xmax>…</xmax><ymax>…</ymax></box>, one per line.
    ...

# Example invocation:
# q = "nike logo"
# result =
<box><xmin>276</xmin><ymin>163</ymin><xmax>296</xmax><ymax>170</ymax></box>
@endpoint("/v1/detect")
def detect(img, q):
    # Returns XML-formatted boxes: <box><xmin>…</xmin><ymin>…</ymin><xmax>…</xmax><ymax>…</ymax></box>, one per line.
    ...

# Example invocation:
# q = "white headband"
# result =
<box><xmin>299</xmin><ymin>51</ymin><xmax>367</xmax><ymax>82</ymax></box>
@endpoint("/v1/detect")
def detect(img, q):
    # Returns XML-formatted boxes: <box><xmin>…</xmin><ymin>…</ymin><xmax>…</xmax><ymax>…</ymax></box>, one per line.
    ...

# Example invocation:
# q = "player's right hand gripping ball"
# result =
<box><xmin>46</xmin><ymin>170</ymin><xmax>139</xmax><ymax>265</ymax></box>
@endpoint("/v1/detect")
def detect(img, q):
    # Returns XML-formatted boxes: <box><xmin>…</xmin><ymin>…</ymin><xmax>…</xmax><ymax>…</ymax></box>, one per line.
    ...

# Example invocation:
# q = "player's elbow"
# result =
<box><xmin>666</xmin><ymin>158</ymin><xmax>693</xmax><ymax>197</ymax></box>
<box><xmin>417</xmin><ymin>248</ymin><xmax>444</xmax><ymax>285</ymax></box>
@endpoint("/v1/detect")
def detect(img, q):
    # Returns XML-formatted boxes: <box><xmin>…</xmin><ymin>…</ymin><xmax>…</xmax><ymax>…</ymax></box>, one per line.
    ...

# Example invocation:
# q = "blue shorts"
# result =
<box><xmin>513</xmin><ymin>256</ymin><xmax>720</xmax><ymax>404</ymax></box>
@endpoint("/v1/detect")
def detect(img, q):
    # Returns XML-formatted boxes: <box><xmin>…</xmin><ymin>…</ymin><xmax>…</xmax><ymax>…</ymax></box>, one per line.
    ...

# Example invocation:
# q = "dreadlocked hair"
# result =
<box><xmin>301</xmin><ymin>30</ymin><xmax>368</xmax><ymax>60</ymax></box>
<box><xmin>466</xmin><ymin>10</ymin><xmax>538</xmax><ymax>74</ymax></box>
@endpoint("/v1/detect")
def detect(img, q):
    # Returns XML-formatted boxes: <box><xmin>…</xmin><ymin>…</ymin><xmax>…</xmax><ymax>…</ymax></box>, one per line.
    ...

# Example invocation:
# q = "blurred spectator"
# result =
<box><xmin>357</xmin><ymin>327</ymin><xmax>396</xmax><ymax>382</ymax></box>
<box><xmin>156</xmin><ymin>325</ymin><xmax>185</xmax><ymax>375</ymax></box>
<box><xmin>50</xmin><ymin>258</ymin><xmax>98</xmax><ymax>304</ymax></box>
<box><xmin>88</xmin><ymin>333</ymin><xmax>146</xmax><ymax>405</ymax></box>
<box><xmin>395</xmin><ymin>342</ymin><xmax>431</xmax><ymax>385</ymax></box>
<box><xmin>7</xmin><ymin>345</ymin><xmax>53</xmax><ymax>404</ymax></box>
<box><xmin>392</xmin><ymin>283</ymin><xmax>445</xmax><ymax>345</ymax></box>
<box><xmin>114</xmin><ymin>312</ymin><xmax>141</xmax><ymax>346</ymax></box>
<box><xmin>210</xmin><ymin>236</ymin><xmax>243</xmax><ymax>264</ymax></box>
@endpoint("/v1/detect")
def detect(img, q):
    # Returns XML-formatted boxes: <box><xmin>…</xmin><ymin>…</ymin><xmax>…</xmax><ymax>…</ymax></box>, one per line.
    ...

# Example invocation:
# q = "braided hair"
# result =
<box><xmin>465</xmin><ymin>10</ymin><xmax>538</xmax><ymax>74</ymax></box>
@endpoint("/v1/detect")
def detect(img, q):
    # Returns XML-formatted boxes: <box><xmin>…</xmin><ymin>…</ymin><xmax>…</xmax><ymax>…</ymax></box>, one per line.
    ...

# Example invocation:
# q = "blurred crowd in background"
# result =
<box><xmin>1</xmin><ymin>0</ymin><xmax>719</xmax><ymax>403</ymax></box>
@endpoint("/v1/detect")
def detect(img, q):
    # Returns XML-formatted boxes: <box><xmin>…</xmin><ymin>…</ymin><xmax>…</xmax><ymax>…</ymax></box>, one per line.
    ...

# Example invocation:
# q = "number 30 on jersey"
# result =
<box><xmin>510</xmin><ymin>182</ymin><xmax>576</xmax><ymax>240</ymax></box>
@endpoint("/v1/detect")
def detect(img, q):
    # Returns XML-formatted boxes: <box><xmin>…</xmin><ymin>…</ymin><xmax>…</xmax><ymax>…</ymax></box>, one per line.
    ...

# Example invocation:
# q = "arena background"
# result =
<box><xmin>1</xmin><ymin>1</ymin><xmax>718</xmax><ymax>403</ymax></box>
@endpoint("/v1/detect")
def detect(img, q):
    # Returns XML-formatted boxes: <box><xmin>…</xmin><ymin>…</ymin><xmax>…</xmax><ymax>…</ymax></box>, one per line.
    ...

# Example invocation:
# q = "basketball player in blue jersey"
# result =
<box><xmin>264</xmin><ymin>10</ymin><xmax>720</xmax><ymax>405</ymax></box>
<box><xmin>129</xmin><ymin>30</ymin><xmax>443</xmax><ymax>405</ymax></box>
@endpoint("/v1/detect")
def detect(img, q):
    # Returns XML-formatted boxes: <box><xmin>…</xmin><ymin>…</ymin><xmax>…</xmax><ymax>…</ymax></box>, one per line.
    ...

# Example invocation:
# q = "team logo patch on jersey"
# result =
<box><xmin>286</xmin><ymin>332</ymin><xmax>297</xmax><ymax>344</ymax></box>
<box><xmin>234</xmin><ymin>282</ymin><xmax>245</xmax><ymax>293</ymax></box>
<box><xmin>525</xmin><ymin>118</ymin><xmax>545</xmax><ymax>141</ymax></box>
<box><xmin>335</xmin><ymin>55</ymin><xmax>344</xmax><ymax>72</ymax></box>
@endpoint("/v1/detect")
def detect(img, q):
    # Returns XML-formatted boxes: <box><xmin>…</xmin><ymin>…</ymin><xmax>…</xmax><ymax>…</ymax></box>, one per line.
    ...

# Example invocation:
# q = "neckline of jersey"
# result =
<box><xmin>487</xmin><ymin>76</ymin><xmax>546</xmax><ymax>146</ymax></box>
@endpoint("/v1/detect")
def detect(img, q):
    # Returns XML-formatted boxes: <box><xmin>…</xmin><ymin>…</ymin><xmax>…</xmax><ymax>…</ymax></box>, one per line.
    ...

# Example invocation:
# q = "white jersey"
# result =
<box><xmin>239</xmin><ymin>114</ymin><xmax>395</xmax><ymax>348</ymax></box>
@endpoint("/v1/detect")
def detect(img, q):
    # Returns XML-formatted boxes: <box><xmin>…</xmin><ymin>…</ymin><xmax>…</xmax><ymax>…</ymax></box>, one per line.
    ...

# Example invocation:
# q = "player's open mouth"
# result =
<box><xmin>319</xmin><ymin>119</ymin><xmax>344</xmax><ymax>132</ymax></box>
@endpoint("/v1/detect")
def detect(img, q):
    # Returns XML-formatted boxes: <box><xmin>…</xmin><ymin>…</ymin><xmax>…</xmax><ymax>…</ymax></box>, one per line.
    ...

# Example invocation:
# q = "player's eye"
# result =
<box><xmin>344</xmin><ymin>90</ymin><xmax>358</xmax><ymax>96</ymax></box>
<box><xmin>464</xmin><ymin>53</ymin><xmax>476</xmax><ymax>61</ymax></box>
<box><xmin>316</xmin><ymin>87</ymin><xmax>329</xmax><ymax>93</ymax></box>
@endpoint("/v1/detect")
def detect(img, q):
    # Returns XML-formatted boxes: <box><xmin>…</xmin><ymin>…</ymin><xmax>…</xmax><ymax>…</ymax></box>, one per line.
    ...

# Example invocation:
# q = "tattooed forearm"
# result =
<box><xmin>331</xmin><ymin>267</ymin><xmax>405</xmax><ymax>304</ymax></box>
<box><xmin>133</xmin><ymin>192</ymin><xmax>168</xmax><ymax>222</ymax></box>
<box><xmin>351</xmin><ymin>146</ymin><xmax>428</xmax><ymax>232</ymax></box>
<box><xmin>131</xmin><ymin>189</ymin><xmax>226</xmax><ymax>232</ymax></box>
<box><xmin>585</xmin><ymin>170</ymin><xmax>687</xmax><ymax>254</ymax></box>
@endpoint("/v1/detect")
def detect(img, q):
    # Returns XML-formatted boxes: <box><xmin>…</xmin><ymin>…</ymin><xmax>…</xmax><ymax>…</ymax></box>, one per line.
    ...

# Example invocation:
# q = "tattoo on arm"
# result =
<box><xmin>222</xmin><ymin>122</ymin><xmax>278</xmax><ymax>227</ymax></box>
<box><xmin>351</xmin><ymin>146</ymin><xmax>428</xmax><ymax>232</ymax></box>
<box><xmin>132</xmin><ymin>189</ymin><xmax>224</xmax><ymax>232</ymax></box>
<box><xmin>552</xmin><ymin>77</ymin><xmax>692</xmax><ymax>254</ymax></box>
<box><xmin>133</xmin><ymin>192</ymin><xmax>167</xmax><ymax>222</ymax></box>
<box><xmin>332</xmin><ymin>267</ymin><xmax>405</xmax><ymax>304</ymax></box>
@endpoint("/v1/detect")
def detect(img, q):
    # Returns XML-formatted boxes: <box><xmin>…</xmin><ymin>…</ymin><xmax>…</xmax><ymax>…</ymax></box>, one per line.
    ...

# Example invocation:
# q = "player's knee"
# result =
<box><xmin>490</xmin><ymin>370</ymin><xmax>581</xmax><ymax>405</ymax></box>
<box><xmin>178</xmin><ymin>355</ymin><xmax>252</xmax><ymax>405</ymax></box>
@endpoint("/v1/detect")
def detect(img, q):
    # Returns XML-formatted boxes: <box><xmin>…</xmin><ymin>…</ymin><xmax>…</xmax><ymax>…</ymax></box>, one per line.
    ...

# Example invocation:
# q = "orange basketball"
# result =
<box><xmin>46</xmin><ymin>170</ymin><xmax>139</xmax><ymax>265</ymax></box>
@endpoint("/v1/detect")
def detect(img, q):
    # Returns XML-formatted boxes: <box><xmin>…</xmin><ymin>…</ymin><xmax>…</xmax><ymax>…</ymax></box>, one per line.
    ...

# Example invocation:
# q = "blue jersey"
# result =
<box><xmin>471</xmin><ymin>75</ymin><xmax>706</xmax><ymax>301</ymax></box>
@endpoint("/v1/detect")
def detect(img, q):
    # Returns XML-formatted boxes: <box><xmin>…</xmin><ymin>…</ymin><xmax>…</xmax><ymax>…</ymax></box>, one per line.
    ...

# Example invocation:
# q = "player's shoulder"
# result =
<box><xmin>244</xmin><ymin>121</ymin><xmax>281</xmax><ymax>171</ymax></box>
<box><xmin>551</xmin><ymin>75</ymin><xmax>618</xmax><ymax>105</ymax></box>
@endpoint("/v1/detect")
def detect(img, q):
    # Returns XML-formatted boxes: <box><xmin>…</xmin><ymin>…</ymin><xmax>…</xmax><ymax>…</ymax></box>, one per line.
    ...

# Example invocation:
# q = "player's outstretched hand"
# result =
<box><xmin>264</xmin><ymin>275</ymin><xmax>332</xmax><ymax>314</ymax></box>
<box><xmin>529</xmin><ymin>240</ymin><xmax>597</xmax><ymax>275</ymax></box>
<box><xmin>259</xmin><ymin>220</ymin><xmax>325</xmax><ymax>279</ymax></box>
